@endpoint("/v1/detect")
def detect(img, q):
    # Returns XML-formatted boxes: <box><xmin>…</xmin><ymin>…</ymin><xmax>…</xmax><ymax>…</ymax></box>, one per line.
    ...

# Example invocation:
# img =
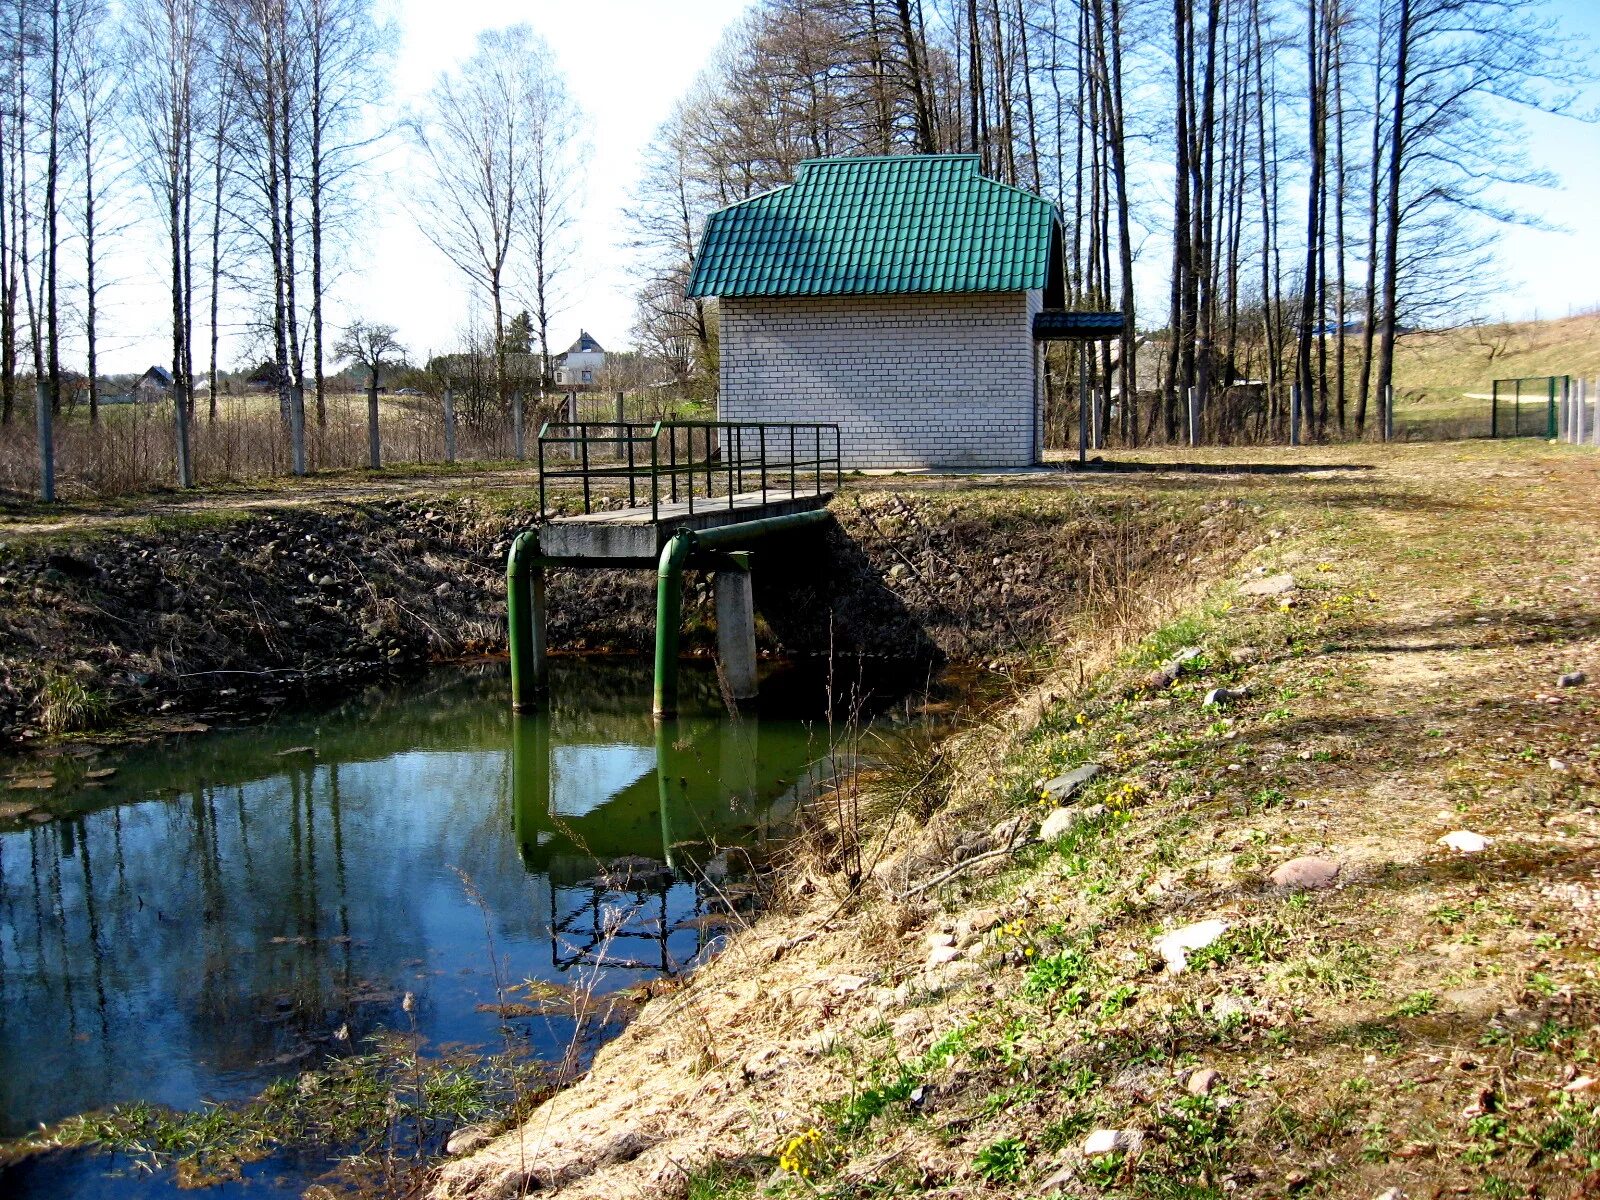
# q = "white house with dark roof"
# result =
<box><xmin>554</xmin><ymin>330</ymin><xmax>605</xmax><ymax>388</ymax></box>
<box><xmin>685</xmin><ymin>154</ymin><xmax>1073</xmax><ymax>469</ymax></box>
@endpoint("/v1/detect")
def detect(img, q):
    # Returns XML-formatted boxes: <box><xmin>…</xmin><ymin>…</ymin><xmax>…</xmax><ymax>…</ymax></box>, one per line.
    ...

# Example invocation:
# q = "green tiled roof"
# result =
<box><xmin>686</xmin><ymin>155</ymin><xmax>1064</xmax><ymax>301</ymax></box>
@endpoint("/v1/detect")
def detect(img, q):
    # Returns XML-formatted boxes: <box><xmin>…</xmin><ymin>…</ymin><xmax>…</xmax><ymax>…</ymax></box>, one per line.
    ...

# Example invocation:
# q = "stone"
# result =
<box><xmin>831</xmin><ymin>974</ymin><xmax>871</xmax><ymax>994</ymax></box>
<box><xmin>1041</xmin><ymin>763</ymin><xmax>1102</xmax><ymax>805</ymax></box>
<box><xmin>1437</xmin><ymin>830</ymin><xmax>1492</xmax><ymax>854</ymax></box>
<box><xmin>926</xmin><ymin>932</ymin><xmax>957</xmax><ymax>950</ymax></box>
<box><xmin>957</xmin><ymin>909</ymin><xmax>1002</xmax><ymax>942</ymax></box>
<box><xmin>926</xmin><ymin>945</ymin><xmax>960</xmax><ymax>966</ymax></box>
<box><xmin>1186</xmin><ymin>1068</ymin><xmax>1222</xmax><ymax>1095</ymax></box>
<box><xmin>1239</xmin><ymin>573</ymin><xmax>1295</xmax><ymax>597</ymax></box>
<box><xmin>1039</xmin><ymin>807</ymin><xmax>1081</xmax><ymax>842</ymax></box>
<box><xmin>1152</xmin><ymin>918</ymin><xmax>1231</xmax><ymax>974</ymax></box>
<box><xmin>1204</xmin><ymin>686</ymin><xmax>1248</xmax><ymax>707</ymax></box>
<box><xmin>1146</xmin><ymin>647</ymin><xmax>1201</xmax><ymax>691</ymax></box>
<box><xmin>1373</xmin><ymin>1190</ymin><xmax>1406</xmax><ymax>1200</ymax></box>
<box><xmin>445</xmin><ymin>1125</ymin><xmax>492</xmax><ymax>1156</ymax></box>
<box><xmin>989</xmin><ymin>813</ymin><xmax>1032</xmax><ymax>847</ymax></box>
<box><xmin>1558</xmin><ymin>671</ymin><xmax>1586</xmax><ymax>688</ymax></box>
<box><xmin>1082</xmin><ymin>1129</ymin><xmax>1144</xmax><ymax>1158</ymax></box>
<box><xmin>1270</xmin><ymin>856</ymin><xmax>1342</xmax><ymax>890</ymax></box>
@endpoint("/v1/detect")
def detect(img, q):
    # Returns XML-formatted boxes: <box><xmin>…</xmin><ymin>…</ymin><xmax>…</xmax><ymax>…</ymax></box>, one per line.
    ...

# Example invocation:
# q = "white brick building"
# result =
<box><xmin>687</xmin><ymin>155</ymin><xmax>1068</xmax><ymax>470</ymax></box>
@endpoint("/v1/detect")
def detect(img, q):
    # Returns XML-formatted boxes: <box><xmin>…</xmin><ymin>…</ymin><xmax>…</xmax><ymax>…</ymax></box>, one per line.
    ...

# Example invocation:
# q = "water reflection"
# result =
<box><xmin>0</xmin><ymin>661</ymin><xmax>856</xmax><ymax>1138</ymax></box>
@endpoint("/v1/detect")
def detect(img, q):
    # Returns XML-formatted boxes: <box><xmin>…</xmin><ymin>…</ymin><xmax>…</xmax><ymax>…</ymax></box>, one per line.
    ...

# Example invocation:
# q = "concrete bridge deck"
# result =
<box><xmin>538</xmin><ymin>490</ymin><xmax>833</xmax><ymax>562</ymax></box>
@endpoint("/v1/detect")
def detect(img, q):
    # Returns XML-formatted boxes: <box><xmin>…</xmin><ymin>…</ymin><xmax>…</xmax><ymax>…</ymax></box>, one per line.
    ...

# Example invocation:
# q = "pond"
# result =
<box><xmin>0</xmin><ymin>658</ymin><xmax>941</xmax><ymax>1196</ymax></box>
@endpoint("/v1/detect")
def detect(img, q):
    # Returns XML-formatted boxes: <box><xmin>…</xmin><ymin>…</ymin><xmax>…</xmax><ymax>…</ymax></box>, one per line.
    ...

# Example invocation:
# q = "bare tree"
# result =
<box><xmin>333</xmin><ymin>318</ymin><xmax>403</xmax><ymax>468</ymax></box>
<box><xmin>126</xmin><ymin>0</ymin><xmax>208</xmax><ymax>487</ymax></box>
<box><xmin>410</xmin><ymin>24</ymin><xmax>579</xmax><ymax>410</ymax></box>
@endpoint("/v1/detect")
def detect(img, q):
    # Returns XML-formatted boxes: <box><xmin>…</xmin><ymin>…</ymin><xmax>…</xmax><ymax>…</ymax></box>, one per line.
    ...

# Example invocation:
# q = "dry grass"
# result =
<box><xmin>428</xmin><ymin>439</ymin><xmax>1600</xmax><ymax>1200</ymax></box>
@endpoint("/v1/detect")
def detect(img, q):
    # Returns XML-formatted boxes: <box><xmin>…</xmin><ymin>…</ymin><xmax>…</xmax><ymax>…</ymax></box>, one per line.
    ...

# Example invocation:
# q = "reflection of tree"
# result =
<box><xmin>0</xmin><ymin>660</ymin><xmax>893</xmax><ymax>1136</ymax></box>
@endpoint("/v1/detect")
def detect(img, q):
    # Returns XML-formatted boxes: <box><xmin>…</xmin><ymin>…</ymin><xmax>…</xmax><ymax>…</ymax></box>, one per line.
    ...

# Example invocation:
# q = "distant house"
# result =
<box><xmin>685</xmin><ymin>154</ymin><xmax>1067</xmax><ymax>469</ymax></box>
<box><xmin>133</xmin><ymin>365</ymin><xmax>173</xmax><ymax>401</ymax></box>
<box><xmin>553</xmin><ymin>331</ymin><xmax>604</xmax><ymax>388</ymax></box>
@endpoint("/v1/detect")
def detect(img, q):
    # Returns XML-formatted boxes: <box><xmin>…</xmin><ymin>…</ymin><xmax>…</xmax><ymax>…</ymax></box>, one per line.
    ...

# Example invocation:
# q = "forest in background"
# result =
<box><xmin>0</xmin><ymin>0</ymin><xmax>1587</xmax><ymax>498</ymax></box>
<box><xmin>628</xmin><ymin>0</ymin><xmax>1582</xmax><ymax>443</ymax></box>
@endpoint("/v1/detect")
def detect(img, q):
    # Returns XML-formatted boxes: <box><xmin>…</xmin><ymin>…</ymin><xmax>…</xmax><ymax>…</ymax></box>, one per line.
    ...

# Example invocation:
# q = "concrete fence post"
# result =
<box><xmin>1574</xmin><ymin>377</ymin><xmax>1586</xmax><ymax>448</ymax></box>
<box><xmin>366</xmin><ymin>370</ymin><xmax>381</xmax><ymax>470</ymax></box>
<box><xmin>443</xmin><ymin>386</ymin><xmax>457</xmax><ymax>464</ymax></box>
<box><xmin>288</xmin><ymin>384</ymin><xmax>306</xmax><ymax>477</ymax></box>
<box><xmin>35</xmin><ymin>379</ymin><xmax>54</xmax><ymax>502</ymax></box>
<box><xmin>1186</xmin><ymin>386</ymin><xmax>1199</xmax><ymax>448</ymax></box>
<box><xmin>512</xmin><ymin>389</ymin><xmax>526</xmax><ymax>461</ymax></box>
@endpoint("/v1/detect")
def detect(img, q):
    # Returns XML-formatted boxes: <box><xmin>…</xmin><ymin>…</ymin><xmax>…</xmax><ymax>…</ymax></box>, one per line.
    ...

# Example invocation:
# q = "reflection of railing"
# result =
<box><xmin>536</xmin><ymin>420</ymin><xmax>842</xmax><ymax>520</ymax></box>
<box><xmin>547</xmin><ymin>879</ymin><xmax>735</xmax><ymax>974</ymax></box>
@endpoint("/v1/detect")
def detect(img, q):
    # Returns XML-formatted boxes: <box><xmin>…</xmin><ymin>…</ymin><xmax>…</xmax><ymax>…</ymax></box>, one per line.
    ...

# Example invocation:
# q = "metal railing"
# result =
<box><xmin>537</xmin><ymin>420</ymin><xmax>842</xmax><ymax>519</ymax></box>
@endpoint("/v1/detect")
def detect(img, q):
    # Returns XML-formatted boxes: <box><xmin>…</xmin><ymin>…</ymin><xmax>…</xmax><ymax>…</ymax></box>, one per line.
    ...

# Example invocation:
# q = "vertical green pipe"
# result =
<box><xmin>507</xmin><ymin>531</ymin><xmax>545</xmax><ymax>710</ymax></box>
<box><xmin>1548</xmin><ymin>376</ymin><xmax>1558</xmax><ymax>440</ymax></box>
<box><xmin>653</xmin><ymin>531</ymin><xmax>696</xmax><ymax>718</ymax></box>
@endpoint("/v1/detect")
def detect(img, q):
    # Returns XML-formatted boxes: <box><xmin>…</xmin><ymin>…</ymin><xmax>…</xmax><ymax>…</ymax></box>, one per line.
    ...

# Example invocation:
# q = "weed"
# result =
<box><xmin>827</xmin><ymin>1070</ymin><xmax>918</xmax><ymax>1137</ymax></box>
<box><xmin>1099</xmin><ymin>983</ymin><xmax>1139</xmax><ymax>1018</ymax></box>
<box><xmin>36</xmin><ymin>669</ymin><xmax>109</xmax><ymax>734</ymax></box>
<box><xmin>1394</xmin><ymin>990</ymin><xmax>1438</xmax><ymax>1017</ymax></box>
<box><xmin>1023</xmin><ymin>945</ymin><xmax>1092</xmax><ymax>1007</ymax></box>
<box><xmin>973</xmin><ymin>1135</ymin><xmax>1028</xmax><ymax>1184</ymax></box>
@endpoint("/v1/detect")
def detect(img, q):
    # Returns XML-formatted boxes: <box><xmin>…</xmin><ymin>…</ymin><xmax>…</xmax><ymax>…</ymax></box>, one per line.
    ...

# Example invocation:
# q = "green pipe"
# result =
<box><xmin>693</xmin><ymin>506</ymin><xmax>831</xmax><ymax>549</ymax></box>
<box><xmin>652</xmin><ymin>531</ymin><xmax>696</xmax><ymax>717</ymax></box>
<box><xmin>651</xmin><ymin>507</ymin><xmax>831</xmax><ymax>718</ymax></box>
<box><xmin>506</xmin><ymin>530</ymin><xmax>545</xmax><ymax>710</ymax></box>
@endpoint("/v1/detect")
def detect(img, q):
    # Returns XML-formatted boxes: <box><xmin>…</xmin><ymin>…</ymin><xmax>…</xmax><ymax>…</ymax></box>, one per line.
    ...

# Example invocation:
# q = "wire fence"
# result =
<box><xmin>0</xmin><ymin>388</ymin><xmax>692</xmax><ymax>500</ymax></box>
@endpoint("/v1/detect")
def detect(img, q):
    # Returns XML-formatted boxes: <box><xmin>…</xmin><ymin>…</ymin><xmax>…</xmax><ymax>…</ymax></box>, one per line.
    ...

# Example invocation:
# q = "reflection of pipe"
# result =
<box><xmin>652</xmin><ymin>509</ymin><xmax>832</xmax><ymax>718</ymax></box>
<box><xmin>509</xmin><ymin>712</ymin><xmax>551</xmax><ymax>870</ymax></box>
<box><xmin>506</xmin><ymin>531</ymin><xmax>545</xmax><ymax>711</ymax></box>
<box><xmin>656</xmin><ymin>718</ymin><xmax>677</xmax><ymax>871</ymax></box>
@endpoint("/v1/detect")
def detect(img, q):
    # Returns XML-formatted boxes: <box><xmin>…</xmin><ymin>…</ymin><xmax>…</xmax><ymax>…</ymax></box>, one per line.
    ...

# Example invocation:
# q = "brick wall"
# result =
<box><xmin>718</xmin><ymin>291</ymin><xmax>1041</xmax><ymax>469</ymax></box>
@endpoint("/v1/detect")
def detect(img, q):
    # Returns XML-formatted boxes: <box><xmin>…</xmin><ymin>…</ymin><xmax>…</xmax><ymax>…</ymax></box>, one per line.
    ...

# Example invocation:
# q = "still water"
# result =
<box><xmin>0</xmin><ymin>660</ymin><xmax>923</xmax><ymax>1156</ymax></box>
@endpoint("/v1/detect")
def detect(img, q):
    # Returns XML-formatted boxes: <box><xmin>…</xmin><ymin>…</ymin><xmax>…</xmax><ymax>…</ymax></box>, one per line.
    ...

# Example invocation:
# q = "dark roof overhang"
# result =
<box><xmin>1032</xmin><ymin>310</ymin><xmax>1126</xmax><ymax>341</ymax></box>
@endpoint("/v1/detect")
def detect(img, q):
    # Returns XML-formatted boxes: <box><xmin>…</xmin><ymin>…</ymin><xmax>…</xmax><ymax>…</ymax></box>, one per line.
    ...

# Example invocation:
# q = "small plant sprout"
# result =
<box><xmin>973</xmin><ymin>1135</ymin><xmax>1028</xmax><ymax>1183</ymax></box>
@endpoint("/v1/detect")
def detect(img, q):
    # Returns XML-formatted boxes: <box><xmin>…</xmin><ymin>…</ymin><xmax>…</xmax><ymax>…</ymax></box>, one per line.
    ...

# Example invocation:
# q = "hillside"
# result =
<box><xmin>1393</xmin><ymin>311</ymin><xmax>1600</xmax><ymax>397</ymax></box>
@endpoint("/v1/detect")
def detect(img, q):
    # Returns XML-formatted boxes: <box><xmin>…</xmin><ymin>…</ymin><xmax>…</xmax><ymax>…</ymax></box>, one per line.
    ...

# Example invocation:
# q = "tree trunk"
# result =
<box><xmin>1373</xmin><ymin>0</ymin><xmax>1411</xmax><ymax>435</ymax></box>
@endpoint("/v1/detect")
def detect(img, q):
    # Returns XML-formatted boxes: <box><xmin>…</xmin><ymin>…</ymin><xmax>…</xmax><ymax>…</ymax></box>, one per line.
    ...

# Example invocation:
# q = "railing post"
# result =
<box><xmin>627</xmin><ymin>427</ymin><xmax>637</xmax><ymax>508</ymax></box>
<box><xmin>537</xmin><ymin>425</ymin><xmax>548</xmax><ymax>516</ymax></box>
<box><xmin>651</xmin><ymin>425</ymin><xmax>661</xmax><ymax>521</ymax></box>
<box><xmin>579</xmin><ymin>423</ymin><xmax>591</xmax><ymax>513</ymax></box>
<box><xmin>1491</xmin><ymin>380</ymin><xmax>1499</xmax><ymax>439</ymax></box>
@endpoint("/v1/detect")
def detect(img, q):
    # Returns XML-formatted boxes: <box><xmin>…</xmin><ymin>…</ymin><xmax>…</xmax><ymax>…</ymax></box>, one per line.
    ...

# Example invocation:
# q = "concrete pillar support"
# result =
<box><xmin>715</xmin><ymin>565</ymin><xmax>758</xmax><ymax>701</ymax></box>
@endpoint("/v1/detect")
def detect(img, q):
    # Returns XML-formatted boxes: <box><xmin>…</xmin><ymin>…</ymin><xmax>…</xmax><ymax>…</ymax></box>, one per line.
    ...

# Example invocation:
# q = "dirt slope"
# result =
<box><xmin>431</xmin><ymin>441</ymin><xmax>1600</xmax><ymax>1200</ymax></box>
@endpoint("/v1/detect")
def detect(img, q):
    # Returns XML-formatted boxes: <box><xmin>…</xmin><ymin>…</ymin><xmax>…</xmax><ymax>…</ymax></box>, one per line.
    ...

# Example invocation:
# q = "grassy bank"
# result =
<box><xmin>431</xmin><ymin>441</ymin><xmax>1600</xmax><ymax>1200</ymax></box>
